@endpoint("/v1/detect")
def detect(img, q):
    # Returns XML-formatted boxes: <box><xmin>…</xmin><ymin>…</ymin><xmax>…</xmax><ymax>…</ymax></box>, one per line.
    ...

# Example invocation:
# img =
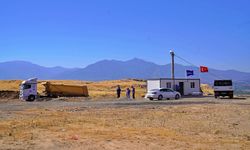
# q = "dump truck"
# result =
<box><xmin>20</xmin><ymin>78</ymin><xmax>89</xmax><ymax>101</ymax></box>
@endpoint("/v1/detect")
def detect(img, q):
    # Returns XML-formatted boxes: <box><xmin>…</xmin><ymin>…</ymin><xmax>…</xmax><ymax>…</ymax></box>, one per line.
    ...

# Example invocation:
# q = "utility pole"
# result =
<box><xmin>170</xmin><ymin>50</ymin><xmax>175</xmax><ymax>90</ymax></box>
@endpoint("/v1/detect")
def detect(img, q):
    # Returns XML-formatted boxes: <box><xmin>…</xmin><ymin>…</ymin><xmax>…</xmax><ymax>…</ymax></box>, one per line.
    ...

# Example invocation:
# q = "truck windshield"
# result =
<box><xmin>214</xmin><ymin>80</ymin><xmax>232</xmax><ymax>86</ymax></box>
<box><xmin>21</xmin><ymin>84</ymin><xmax>32</xmax><ymax>89</ymax></box>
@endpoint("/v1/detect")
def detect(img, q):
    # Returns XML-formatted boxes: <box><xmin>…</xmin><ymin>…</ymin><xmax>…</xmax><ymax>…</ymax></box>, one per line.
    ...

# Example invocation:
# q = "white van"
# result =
<box><xmin>214</xmin><ymin>80</ymin><xmax>234</xmax><ymax>99</ymax></box>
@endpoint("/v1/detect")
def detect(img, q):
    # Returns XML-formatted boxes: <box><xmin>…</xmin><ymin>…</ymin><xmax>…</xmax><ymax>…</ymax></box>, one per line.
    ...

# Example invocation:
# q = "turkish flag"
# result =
<box><xmin>200</xmin><ymin>66</ymin><xmax>208</xmax><ymax>72</ymax></box>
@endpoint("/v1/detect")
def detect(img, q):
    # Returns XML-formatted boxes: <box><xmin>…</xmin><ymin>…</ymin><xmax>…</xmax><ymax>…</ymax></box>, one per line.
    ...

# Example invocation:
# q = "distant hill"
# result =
<box><xmin>56</xmin><ymin>58</ymin><xmax>250</xmax><ymax>84</ymax></box>
<box><xmin>0</xmin><ymin>61</ymin><xmax>75</xmax><ymax>80</ymax></box>
<box><xmin>1</xmin><ymin>59</ymin><xmax>250</xmax><ymax>86</ymax></box>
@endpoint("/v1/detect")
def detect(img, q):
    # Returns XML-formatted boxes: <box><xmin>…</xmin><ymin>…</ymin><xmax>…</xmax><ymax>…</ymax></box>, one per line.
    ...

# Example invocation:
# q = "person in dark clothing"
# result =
<box><xmin>131</xmin><ymin>86</ymin><xmax>135</xmax><ymax>99</ymax></box>
<box><xmin>116</xmin><ymin>85</ymin><xmax>121</xmax><ymax>98</ymax></box>
<box><xmin>126</xmin><ymin>88</ymin><xmax>131</xmax><ymax>99</ymax></box>
<box><xmin>175</xmin><ymin>84</ymin><xmax>180</xmax><ymax>92</ymax></box>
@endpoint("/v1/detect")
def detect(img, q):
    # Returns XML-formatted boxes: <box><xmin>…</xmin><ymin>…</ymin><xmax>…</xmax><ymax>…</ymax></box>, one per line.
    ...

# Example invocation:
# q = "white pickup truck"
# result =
<box><xmin>214</xmin><ymin>80</ymin><xmax>234</xmax><ymax>99</ymax></box>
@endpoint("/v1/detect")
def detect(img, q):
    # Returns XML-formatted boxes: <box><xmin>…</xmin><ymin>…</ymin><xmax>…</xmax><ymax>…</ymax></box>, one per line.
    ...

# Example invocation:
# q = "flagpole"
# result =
<box><xmin>186</xmin><ymin>70</ymin><xmax>188</xmax><ymax>82</ymax></box>
<box><xmin>198</xmin><ymin>66</ymin><xmax>201</xmax><ymax>80</ymax></box>
<box><xmin>170</xmin><ymin>50</ymin><xmax>175</xmax><ymax>91</ymax></box>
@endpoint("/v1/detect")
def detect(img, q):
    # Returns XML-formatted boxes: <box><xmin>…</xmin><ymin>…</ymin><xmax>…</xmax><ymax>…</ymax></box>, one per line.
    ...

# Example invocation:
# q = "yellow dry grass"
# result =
<box><xmin>0</xmin><ymin>102</ymin><xmax>249</xmax><ymax>149</ymax></box>
<box><xmin>0</xmin><ymin>79</ymin><xmax>147</xmax><ymax>99</ymax></box>
<box><xmin>0</xmin><ymin>80</ymin><xmax>22</xmax><ymax>91</ymax></box>
<box><xmin>201</xmin><ymin>84</ymin><xmax>214</xmax><ymax>95</ymax></box>
<box><xmin>0</xmin><ymin>79</ymin><xmax>214</xmax><ymax>99</ymax></box>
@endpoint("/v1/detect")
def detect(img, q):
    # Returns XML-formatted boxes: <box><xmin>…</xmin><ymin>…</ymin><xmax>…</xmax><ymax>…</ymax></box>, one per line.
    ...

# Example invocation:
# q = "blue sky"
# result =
<box><xmin>0</xmin><ymin>0</ymin><xmax>250</xmax><ymax>72</ymax></box>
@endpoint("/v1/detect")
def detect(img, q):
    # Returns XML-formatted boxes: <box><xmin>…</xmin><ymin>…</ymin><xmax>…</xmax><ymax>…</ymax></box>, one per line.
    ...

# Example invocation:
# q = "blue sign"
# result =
<box><xmin>186</xmin><ymin>70</ymin><xmax>194</xmax><ymax>76</ymax></box>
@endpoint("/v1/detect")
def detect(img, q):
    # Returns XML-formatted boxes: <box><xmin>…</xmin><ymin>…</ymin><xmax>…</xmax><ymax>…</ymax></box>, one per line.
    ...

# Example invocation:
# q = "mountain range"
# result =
<box><xmin>1</xmin><ymin>58</ymin><xmax>250</xmax><ymax>85</ymax></box>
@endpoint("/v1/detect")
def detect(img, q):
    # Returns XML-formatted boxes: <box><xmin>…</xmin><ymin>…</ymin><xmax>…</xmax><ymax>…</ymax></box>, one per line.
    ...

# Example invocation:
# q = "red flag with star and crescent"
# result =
<box><xmin>200</xmin><ymin>66</ymin><xmax>208</xmax><ymax>73</ymax></box>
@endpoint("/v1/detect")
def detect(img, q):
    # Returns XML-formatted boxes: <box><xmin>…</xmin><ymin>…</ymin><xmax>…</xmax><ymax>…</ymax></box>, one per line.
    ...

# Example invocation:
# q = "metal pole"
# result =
<box><xmin>170</xmin><ymin>50</ymin><xmax>175</xmax><ymax>90</ymax></box>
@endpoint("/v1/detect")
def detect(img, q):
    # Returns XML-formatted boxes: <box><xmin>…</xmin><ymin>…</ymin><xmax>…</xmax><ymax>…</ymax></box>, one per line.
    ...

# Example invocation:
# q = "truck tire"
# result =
<box><xmin>229</xmin><ymin>95</ymin><xmax>234</xmax><ymax>99</ymax></box>
<box><xmin>149</xmin><ymin>98</ymin><xmax>154</xmax><ymax>101</ymax></box>
<box><xmin>28</xmin><ymin>95</ymin><xmax>36</xmax><ymax>102</ymax></box>
<box><xmin>158</xmin><ymin>95</ymin><xmax>163</xmax><ymax>100</ymax></box>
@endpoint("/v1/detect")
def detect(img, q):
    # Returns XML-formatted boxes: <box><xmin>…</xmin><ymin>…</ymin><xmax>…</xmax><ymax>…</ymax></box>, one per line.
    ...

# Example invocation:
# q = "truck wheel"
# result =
<box><xmin>229</xmin><ymin>95</ymin><xmax>234</xmax><ymax>99</ymax></box>
<box><xmin>149</xmin><ymin>98</ymin><xmax>154</xmax><ymax>101</ymax></box>
<box><xmin>158</xmin><ymin>95</ymin><xmax>163</xmax><ymax>100</ymax></box>
<box><xmin>28</xmin><ymin>95</ymin><xmax>36</xmax><ymax>102</ymax></box>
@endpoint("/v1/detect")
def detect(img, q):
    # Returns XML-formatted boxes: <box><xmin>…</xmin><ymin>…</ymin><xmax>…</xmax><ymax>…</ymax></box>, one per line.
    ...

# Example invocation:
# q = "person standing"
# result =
<box><xmin>131</xmin><ymin>86</ymin><xmax>135</xmax><ymax>99</ymax></box>
<box><xmin>116</xmin><ymin>85</ymin><xmax>121</xmax><ymax>98</ymax></box>
<box><xmin>175</xmin><ymin>84</ymin><xmax>180</xmax><ymax>92</ymax></box>
<box><xmin>126</xmin><ymin>88</ymin><xmax>131</xmax><ymax>99</ymax></box>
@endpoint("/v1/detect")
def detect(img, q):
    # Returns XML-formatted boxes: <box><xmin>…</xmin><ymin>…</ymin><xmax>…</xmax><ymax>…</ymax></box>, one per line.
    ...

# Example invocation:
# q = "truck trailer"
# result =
<box><xmin>20</xmin><ymin>78</ymin><xmax>89</xmax><ymax>101</ymax></box>
<box><xmin>43</xmin><ymin>82</ymin><xmax>89</xmax><ymax>97</ymax></box>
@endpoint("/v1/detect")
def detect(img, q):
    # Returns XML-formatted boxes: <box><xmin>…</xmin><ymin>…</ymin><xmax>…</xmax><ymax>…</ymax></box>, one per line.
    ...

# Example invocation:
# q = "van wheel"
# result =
<box><xmin>28</xmin><ymin>95</ymin><xmax>36</xmax><ymax>102</ymax></box>
<box><xmin>175</xmin><ymin>94</ymin><xmax>180</xmax><ymax>100</ymax></box>
<box><xmin>149</xmin><ymin>98</ymin><xmax>154</xmax><ymax>101</ymax></box>
<box><xmin>158</xmin><ymin>95</ymin><xmax>163</xmax><ymax>100</ymax></box>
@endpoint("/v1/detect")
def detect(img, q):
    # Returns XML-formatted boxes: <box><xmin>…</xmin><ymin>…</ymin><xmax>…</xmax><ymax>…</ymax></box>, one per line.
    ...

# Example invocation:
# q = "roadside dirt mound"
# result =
<box><xmin>0</xmin><ymin>91</ymin><xmax>19</xmax><ymax>99</ymax></box>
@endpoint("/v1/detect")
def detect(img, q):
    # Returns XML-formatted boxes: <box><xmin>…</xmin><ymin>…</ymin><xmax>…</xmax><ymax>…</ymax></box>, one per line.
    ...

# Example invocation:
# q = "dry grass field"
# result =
<box><xmin>0</xmin><ymin>79</ymin><xmax>213</xmax><ymax>99</ymax></box>
<box><xmin>1</xmin><ymin>80</ymin><xmax>247</xmax><ymax>150</ymax></box>
<box><xmin>0</xmin><ymin>98</ymin><xmax>250</xmax><ymax>149</ymax></box>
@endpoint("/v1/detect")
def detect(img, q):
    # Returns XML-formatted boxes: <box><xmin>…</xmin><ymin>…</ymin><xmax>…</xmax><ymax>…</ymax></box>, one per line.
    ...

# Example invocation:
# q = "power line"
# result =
<box><xmin>174</xmin><ymin>54</ymin><xmax>197</xmax><ymax>67</ymax></box>
<box><xmin>174</xmin><ymin>52</ymin><xmax>223</xmax><ymax>80</ymax></box>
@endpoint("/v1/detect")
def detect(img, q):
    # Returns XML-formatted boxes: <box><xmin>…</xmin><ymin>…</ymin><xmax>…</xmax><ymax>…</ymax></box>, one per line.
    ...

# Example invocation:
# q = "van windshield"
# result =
<box><xmin>214</xmin><ymin>80</ymin><xmax>232</xmax><ymax>86</ymax></box>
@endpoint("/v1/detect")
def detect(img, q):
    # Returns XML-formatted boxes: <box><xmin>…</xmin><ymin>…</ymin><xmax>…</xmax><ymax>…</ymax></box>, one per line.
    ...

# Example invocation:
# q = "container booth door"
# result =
<box><xmin>179</xmin><ymin>82</ymin><xmax>184</xmax><ymax>96</ymax></box>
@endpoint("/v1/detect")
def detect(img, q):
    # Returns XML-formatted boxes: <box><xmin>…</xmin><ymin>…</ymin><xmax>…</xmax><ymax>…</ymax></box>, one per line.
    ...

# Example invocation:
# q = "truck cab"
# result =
<box><xmin>20</xmin><ymin>78</ymin><xmax>38</xmax><ymax>101</ymax></box>
<box><xmin>214</xmin><ymin>80</ymin><xmax>234</xmax><ymax>99</ymax></box>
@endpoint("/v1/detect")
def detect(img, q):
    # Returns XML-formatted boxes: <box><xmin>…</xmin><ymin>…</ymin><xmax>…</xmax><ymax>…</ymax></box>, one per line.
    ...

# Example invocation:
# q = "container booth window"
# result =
<box><xmin>191</xmin><ymin>82</ymin><xmax>195</xmax><ymax>88</ymax></box>
<box><xmin>166</xmin><ymin>82</ymin><xmax>172</xmax><ymax>88</ymax></box>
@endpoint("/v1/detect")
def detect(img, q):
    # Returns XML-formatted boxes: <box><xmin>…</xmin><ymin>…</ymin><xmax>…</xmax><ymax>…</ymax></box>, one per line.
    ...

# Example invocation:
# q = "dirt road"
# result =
<box><xmin>0</xmin><ymin>97</ymin><xmax>250</xmax><ymax>150</ymax></box>
<box><xmin>1</xmin><ymin>96</ymin><xmax>244</xmax><ymax>110</ymax></box>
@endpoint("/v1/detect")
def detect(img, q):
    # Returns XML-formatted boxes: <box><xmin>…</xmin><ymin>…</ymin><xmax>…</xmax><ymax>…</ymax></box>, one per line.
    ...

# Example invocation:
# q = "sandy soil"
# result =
<box><xmin>0</xmin><ymin>97</ymin><xmax>250</xmax><ymax>150</ymax></box>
